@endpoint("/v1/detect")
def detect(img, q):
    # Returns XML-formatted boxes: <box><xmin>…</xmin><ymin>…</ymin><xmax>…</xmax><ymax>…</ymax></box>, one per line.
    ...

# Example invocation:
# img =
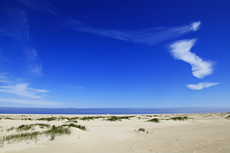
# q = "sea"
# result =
<box><xmin>0</xmin><ymin>107</ymin><xmax>229</xmax><ymax>114</ymax></box>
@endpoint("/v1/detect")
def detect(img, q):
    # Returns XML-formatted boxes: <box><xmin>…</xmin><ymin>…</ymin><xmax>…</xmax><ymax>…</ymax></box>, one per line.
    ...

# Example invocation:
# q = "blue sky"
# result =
<box><xmin>0</xmin><ymin>0</ymin><xmax>229</xmax><ymax>108</ymax></box>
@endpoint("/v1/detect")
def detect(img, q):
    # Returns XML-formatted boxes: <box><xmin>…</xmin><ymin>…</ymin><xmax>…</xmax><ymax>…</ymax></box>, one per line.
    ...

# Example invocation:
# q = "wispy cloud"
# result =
<box><xmin>0</xmin><ymin>83</ymin><xmax>48</xmax><ymax>99</ymax></box>
<box><xmin>62</xmin><ymin>19</ymin><xmax>201</xmax><ymax>45</ymax></box>
<box><xmin>187</xmin><ymin>82</ymin><xmax>220</xmax><ymax>90</ymax></box>
<box><xmin>190</xmin><ymin>21</ymin><xmax>201</xmax><ymax>31</ymax></box>
<box><xmin>0</xmin><ymin>7</ymin><xmax>43</xmax><ymax>77</ymax></box>
<box><xmin>18</xmin><ymin>0</ymin><xmax>54</xmax><ymax>13</ymax></box>
<box><xmin>0</xmin><ymin>8</ymin><xmax>29</xmax><ymax>41</ymax></box>
<box><xmin>0</xmin><ymin>75</ymin><xmax>11</xmax><ymax>84</ymax></box>
<box><xmin>24</xmin><ymin>48</ymin><xmax>43</xmax><ymax>76</ymax></box>
<box><xmin>0</xmin><ymin>98</ymin><xmax>63</xmax><ymax>106</ymax></box>
<box><xmin>18</xmin><ymin>0</ymin><xmax>201</xmax><ymax>46</ymax></box>
<box><xmin>170</xmin><ymin>39</ymin><xmax>214</xmax><ymax>79</ymax></box>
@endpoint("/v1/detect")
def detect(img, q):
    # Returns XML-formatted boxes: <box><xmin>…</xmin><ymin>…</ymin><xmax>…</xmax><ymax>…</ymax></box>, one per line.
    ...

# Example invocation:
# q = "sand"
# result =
<box><xmin>0</xmin><ymin>113</ymin><xmax>230</xmax><ymax>153</ymax></box>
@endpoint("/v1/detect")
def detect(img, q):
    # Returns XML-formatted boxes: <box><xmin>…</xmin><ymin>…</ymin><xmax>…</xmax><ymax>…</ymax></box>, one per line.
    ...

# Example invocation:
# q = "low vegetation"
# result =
<box><xmin>80</xmin><ymin>116</ymin><xmax>105</xmax><ymax>121</ymax></box>
<box><xmin>6</xmin><ymin>127</ymin><xmax>15</xmax><ymax>132</ymax></box>
<box><xmin>37</xmin><ymin>117</ymin><xmax>57</xmax><ymax>122</ymax></box>
<box><xmin>225</xmin><ymin>115</ymin><xmax>230</xmax><ymax>119</ymax></box>
<box><xmin>169</xmin><ymin>116</ymin><xmax>189</xmax><ymax>121</ymax></box>
<box><xmin>37</xmin><ymin>116</ymin><xmax>79</xmax><ymax>122</ymax></box>
<box><xmin>16</xmin><ymin>124</ymin><xmax>51</xmax><ymax>132</ymax></box>
<box><xmin>137</xmin><ymin>128</ymin><xmax>145</xmax><ymax>132</ymax></box>
<box><xmin>147</xmin><ymin>118</ymin><xmax>160</xmax><ymax>123</ymax></box>
<box><xmin>106</xmin><ymin>116</ymin><xmax>135</xmax><ymax>122</ymax></box>
<box><xmin>61</xmin><ymin>123</ymin><xmax>86</xmax><ymax>131</ymax></box>
<box><xmin>21</xmin><ymin>118</ymin><xmax>32</xmax><ymax>121</ymax></box>
<box><xmin>4</xmin><ymin>117</ymin><xmax>13</xmax><ymax>120</ymax></box>
<box><xmin>0</xmin><ymin>123</ymin><xmax>86</xmax><ymax>144</ymax></box>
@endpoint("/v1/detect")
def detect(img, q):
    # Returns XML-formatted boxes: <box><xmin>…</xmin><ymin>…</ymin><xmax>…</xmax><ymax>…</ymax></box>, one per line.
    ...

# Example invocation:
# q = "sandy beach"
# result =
<box><xmin>0</xmin><ymin>113</ymin><xmax>230</xmax><ymax>153</ymax></box>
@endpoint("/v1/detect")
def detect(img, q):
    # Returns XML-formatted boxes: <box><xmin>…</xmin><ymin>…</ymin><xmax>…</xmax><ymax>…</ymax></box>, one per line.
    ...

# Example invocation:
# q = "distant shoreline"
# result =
<box><xmin>0</xmin><ymin>107</ymin><xmax>229</xmax><ymax>114</ymax></box>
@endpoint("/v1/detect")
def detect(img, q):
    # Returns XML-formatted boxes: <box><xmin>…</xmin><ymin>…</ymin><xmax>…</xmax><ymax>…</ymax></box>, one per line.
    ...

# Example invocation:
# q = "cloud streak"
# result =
<box><xmin>18</xmin><ymin>0</ymin><xmax>201</xmax><ymax>46</ymax></box>
<box><xmin>187</xmin><ymin>82</ymin><xmax>220</xmax><ymax>90</ymax></box>
<box><xmin>170</xmin><ymin>39</ymin><xmax>214</xmax><ymax>79</ymax></box>
<box><xmin>18</xmin><ymin>0</ymin><xmax>54</xmax><ymax>13</ymax></box>
<box><xmin>0</xmin><ymin>83</ymin><xmax>49</xmax><ymax>99</ymax></box>
<box><xmin>0</xmin><ymin>98</ymin><xmax>63</xmax><ymax>106</ymax></box>
<box><xmin>0</xmin><ymin>7</ymin><xmax>43</xmax><ymax>77</ymax></box>
<box><xmin>62</xmin><ymin>19</ymin><xmax>201</xmax><ymax>46</ymax></box>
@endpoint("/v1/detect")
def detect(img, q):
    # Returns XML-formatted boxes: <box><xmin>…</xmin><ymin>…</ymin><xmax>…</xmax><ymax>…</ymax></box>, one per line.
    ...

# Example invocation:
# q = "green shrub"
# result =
<box><xmin>106</xmin><ymin>116</ymin><xmax>134</xmax><ymax>122</ymax></box>
<box><xmin>17</xmin><ymin>124</ymin><xmax>35</xmax><ymax>132</ymax></box>
<box><xmin>147</xmin><ymin>118</ymin><xmax>160</xmax><ymax>123</ymax></box>
<box><xmin>170</xmin><ymin>116</ymin><xmax>188</xmax><ymax>121</ymax></box>
<box><xmin>61</xmin><ymin>123</ymin><xmax>86</xmax><ymax>131</ymax></box>
<box><xmin>21</xmin><ymin>118</ymin><xmax>32</xmax><ymax>121</ymax></box>
<box><xmin>4</xmin><ymin>117</ymin><xmax>13</xmax><ymax>120</ymax></box>
<box><xmin>37</xmin><ymin>117</ymin><xmax>57</xmax><ymax>122</ymax></box>
<box><xmin>80</xmin><ymin>116</ymin><xmax>105</xmax><ymax>121</ymax></box>
<box><xmin>137</xmin><ymin>128</ymin><xmax>145</xmax><ymax>132</ymax></box>
<box><xmin>6</xmin><ymin>127</ymin><xmax>15</xmax><ymax>132</ymax></box>
<box><xmin>225</xmin><ymin>115</ymin><xmax>230</xmax><ymax>119</ymax></box>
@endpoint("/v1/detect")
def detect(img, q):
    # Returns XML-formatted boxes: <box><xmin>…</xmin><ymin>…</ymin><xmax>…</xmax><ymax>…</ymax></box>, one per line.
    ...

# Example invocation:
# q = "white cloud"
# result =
<box><xmin>187</xmin><ymin>82</ymin><xmax>220</xmax><ymax>90</ymax></box>
<box><xmin>0</xmin><ymin>98</ymin><xmax>63</xmax><ymax>106</ymax></box>
<box><xmin>27</xmin><ymin>88</ymin><xmax>49</xmax><ymax>93</ymax></box>
<box><xmin>0</xmin><ymin>8</ymin><xmax>43</xmax><ymax>77</ymax></box>
<box><xmin>190</xmin><ymin>21</ymin><xmax>201</xmax><ymax>31</ymax></box>
<box><xmin>170</xmin><ymin>39</ymin><xmax>214</xmax><ymax>79</ymax></box>
<box><xmin>25</xmin><ymin>49</ymin><xmax>43</xmax><ymax>76</ymax></box>
<box><xmin>0</xmin><ymin>75</ymin><xmax>11</xmax><ymax>84</ymax></box>
<box><xmin>65</xmin><ymin>20</ymin><xmax>201</xmax><ymax>45</ymax></box>
<box><xmin>0</xmin><ymin>83</ymin><xmax>49</xmax><ymax>99</ymax></box>
<box><xmin>18</xmin><ymin>0</ymin><xmax>201</xmax><ymax>46</ymax></box>
<box><xmin>18</xmin><ymin>0</ymin><xmax>53</xmax><ymax>12</ymax></box>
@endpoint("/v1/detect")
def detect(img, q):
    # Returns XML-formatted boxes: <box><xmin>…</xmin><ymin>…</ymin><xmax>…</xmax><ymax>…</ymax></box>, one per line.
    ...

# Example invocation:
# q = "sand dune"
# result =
<box><xmin>0</xmin><ymin>113</ymin><xmax>230</xmax><ymax>153</ymax></box>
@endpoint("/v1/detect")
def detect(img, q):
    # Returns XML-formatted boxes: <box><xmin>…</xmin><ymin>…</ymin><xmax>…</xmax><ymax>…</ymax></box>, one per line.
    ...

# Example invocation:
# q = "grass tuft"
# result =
<box><xmin>37</xmin><ymin>117</ymin><xmax>57</xmax><ymax>122</ymax></box>
<box><xmin>21</xmin><ymin>118</ymin><xmax>32</xmax><ymax>121</ymax></box>
<box><xmin>137</xmin><ymin>128</ymin><xmax>145</xmax><ymax>132</ymax></box>
<box><xmin>6</xmin><ymin>127</ymin><xmax>15</xmax><ymax>132</ymax></box>
<box><xmin>61</xmin><ymin>123</ymin><xmax>86</xmax><ymax>131</ymax></box>
<box><xmin>0</xmin><ymin>123</ymin><xmax>86</xmax><ymax>144</ymax></box>
<box><xmin>147</xmin><ymin>118</ymin><xmax>160</xmax><ymax>123</ymax></box>
<box><xmin>4</xmin><ymin>117</ymin><xmax>13</xmax><ymax>120</ymax></box>
<box><xmin>170</xmin><ymin>116</ymin><xmax>188</xmax><ymax>121</ymax></box>
<box><xmin>106</xmin><ymin>116</ymin><xmax>134</xmax><ymax>122</ymax></box>
<box><xmin>80</xmin><ymin>116</ymin><xmax>105</xmax><ymax>121</ymax></box>
<box><xmin>37</xmin><ymin>116</ymin><xmax>79</xmax><ymax>122</ymax></box>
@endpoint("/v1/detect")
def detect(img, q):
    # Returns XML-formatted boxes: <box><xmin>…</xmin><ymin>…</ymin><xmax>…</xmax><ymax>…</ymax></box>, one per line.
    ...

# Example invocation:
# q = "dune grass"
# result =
<box><xmin>37</xmin><ymin>117</ymin><xmax>57</xmax><ymax>122</ymax></box>
<box><xmin>17</xmin><ymin>124</ymin><xmax>36</xmax><ymax>132</ymax></box>
<box><xmin>0</xmin><ymin>123</ymin><xmax>86</xmax><ymax>144</ymax></box>
<box><xmin>147</xmin><ymin>118</ymin><xmax>160</xmax><ymax>123</ymax></box>
<box><xmin>6</xmin><ymin>127</ymin><xmax>15</xmax><ymax>132</ymax></box>
<box><xmin>170</xmin><ymin>116</ymin><xmax>188</xmax><ymax>121</ymax></box>
<box><xmin>35</xmin><ymin>123</ymin><xmax>51</xmax><ymax>129</ymax></box>
<box><xmin>80</xmin><ymin>116</ymin><xmax>105</xmax><ymax>121</ymax></box>
<box><xmin>57</xmin><ymin>116</ymin><xmax>79</xmax><ymax>121</ymax></box>
<box><xmin>1</xmin><ymin>131</ymin><xmax>41</xmax><ymax>144</ymax></box>
<box><xmin>106</xmin><ymin>116</ymin><xmax>135</xmax><ymax>122</ymax></box>
<box><xmin>21</xmin><ymin>118</ymin><xmax>32</xmax><ymax>121</ymax></box>
<box><xmin>16</xmin><ymin>124</ymin><xmax>51</xmax><ymax>132</ymax></box>
<box><xmin>225</xmin><ymin>115</ymin><xmax>230</xmax><ymax>119</ymax></box>
<box><xmin>61</xmin><ymin>123</ymin><xmax>86</xmax><ymax>131</ymax></box>
<box><xmin>37</xmin><ymin>116</ymin><xmax>79</xmax><ymax>122</ymax></box>
<box><xmin>4</xmin><ymin>117</ymin><xmax>13</xmax><ymax>120</ymax></box>
<box><xmin>66</xmin><ymin>120</ymin><xmax>78</xmax><ymax>124</ymax></box>
<box><xmin>137</xmin><ymin>128</ymin><xmax>145</xmax><ymax>132</ymax></box>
